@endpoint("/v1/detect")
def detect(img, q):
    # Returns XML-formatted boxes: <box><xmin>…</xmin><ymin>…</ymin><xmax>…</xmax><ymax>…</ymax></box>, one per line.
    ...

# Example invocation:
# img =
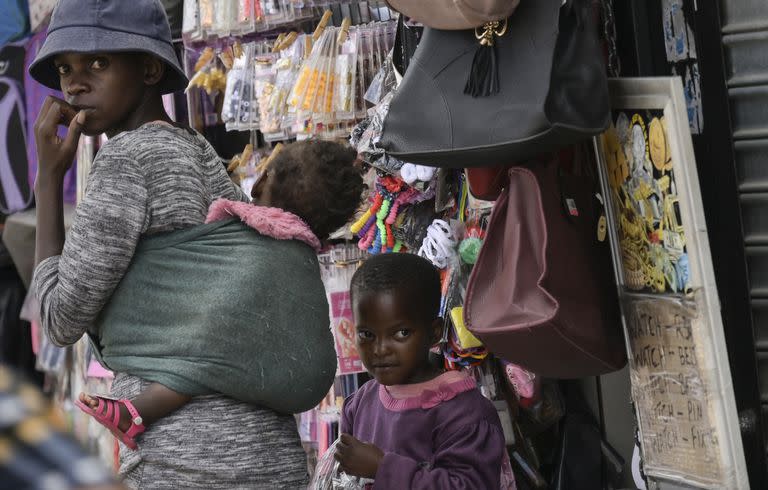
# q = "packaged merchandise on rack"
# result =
<box><xmin>318</xmin><ymin>244</ymin><xmax>368</xmax><ymax>375</ymax></box>
<box><xmin>209</xmin><ymin>14</ymin><xmax>395</xmax><ymax>141</ymax></box>
<box><xmin>334</xmin><ymin>19</ymin><xmax>357</xmax><ymax>122</ymax></box>
<box><xmin>183</xmin><ymin>0</ymin><xmax>268</xmax><ymax>40</ymax></box>
<box><xmin>286</xmin><ymin>24</ymin><xmax>331</xmax><ymax>138</ymax></box>
<box><xmin>186</xmin><ymin>46</ymin><xmax>229</xmax><ymax>97</ymax></box>
<box><xmin>262</xmin><ymin>0</ymin><xmax>296</xmax><ymax>27</ymax></box>
<box><xmin>287</xmin><ymin>17</ymin><xmax>395</xmax><ymax>140</ymax></box>
<box><xmin>350</xmin><ymin>54</ymin><xmax>405</xmax><ymax>175</ymax></box>
<box><xmin>221</xmin><ymin>42</ymin><xmax>261</xmax><ymax>130</ymax></box>
<box><xmin>256</xmin><ymin>33</ymin><xmax>307</xmax><ymax>140</ymax></box>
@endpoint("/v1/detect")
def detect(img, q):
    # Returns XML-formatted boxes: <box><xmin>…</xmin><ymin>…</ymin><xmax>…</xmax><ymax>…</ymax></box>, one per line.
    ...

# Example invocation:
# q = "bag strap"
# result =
<box><xmin>392</xmin><ymin>14</ymin><xmax>422</xmax><ymax>78</ymax></box>
<box><xmin>556</xmin><ymin>143</ymin><xmax>601</xmax><ymax>223</ymax></box>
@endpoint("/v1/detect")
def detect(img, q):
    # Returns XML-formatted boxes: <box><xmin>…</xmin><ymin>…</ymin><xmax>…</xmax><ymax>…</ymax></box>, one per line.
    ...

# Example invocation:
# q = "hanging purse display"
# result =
<box><xmin>463</xmin><ymin>147</ymin><xmax>626</xmax><ymax>378</ymax></box>
<box><xmin>380</xmin><ymin>0</ymin><xmax>610</xmax><ymax>168</ymax></box>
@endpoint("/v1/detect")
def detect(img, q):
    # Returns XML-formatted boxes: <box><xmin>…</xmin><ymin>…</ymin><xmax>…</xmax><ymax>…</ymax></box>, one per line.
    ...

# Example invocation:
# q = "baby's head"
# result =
<box><xmin>28</xmin><ymin>0</ymin><xmax>187</xmax><ymax>136</ymax></box>
<box><xmin>350</xmin><ymin>253</ymin><xmax>443</xmax><ymax>386</ymax></box>
<box><xmin>251</xmin><ymin>140</ymin><xmax>365</xmax><ymax>241</ymax></box>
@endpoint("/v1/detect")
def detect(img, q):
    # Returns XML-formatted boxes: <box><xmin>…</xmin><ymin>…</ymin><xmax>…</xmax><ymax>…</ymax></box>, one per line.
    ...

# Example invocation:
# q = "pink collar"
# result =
<box><xmin>378</xmin><ymin>371</ymin><xmax>476</xmax><ymax>411</ymax></box>
<box><xmin>205</xmin><ymin>199</ymin><xmax>321</xmax><ymax>251</ymax></box>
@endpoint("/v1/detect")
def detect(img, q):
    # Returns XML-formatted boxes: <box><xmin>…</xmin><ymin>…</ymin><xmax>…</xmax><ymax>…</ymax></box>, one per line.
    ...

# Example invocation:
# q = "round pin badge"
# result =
<box><xmin>649</xmin><ymin>117</ymin><xmax>667</xmax><ymax>172</ymax></box>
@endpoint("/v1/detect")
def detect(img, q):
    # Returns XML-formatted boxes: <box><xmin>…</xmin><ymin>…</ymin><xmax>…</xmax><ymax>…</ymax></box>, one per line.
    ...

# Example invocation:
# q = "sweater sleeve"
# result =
<box><xmin>340</xmin><ymin>391</ymin><xmax>361</xmax><ymax>435</ymax></box>
<box><xmin>373</xmin><ymin>420</ymin><xmax>505</xmax><ymax>490</ymax></box>
<box><xmin>32</xmin><ymin>142</ymin><xmax>148</xmax><ymax>346</ymax></box>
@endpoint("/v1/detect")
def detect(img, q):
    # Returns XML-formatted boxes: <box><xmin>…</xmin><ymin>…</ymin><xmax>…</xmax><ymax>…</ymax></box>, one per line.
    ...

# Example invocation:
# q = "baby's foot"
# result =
<box><xmin>78</xmin><ymin>393</ymin><xmax>131</xmax><ymax>432</ymax></box>
<box><xmin>74</xmin><ymin>395</ymin><xmax>145</xmax><ymax>450</ymax></box>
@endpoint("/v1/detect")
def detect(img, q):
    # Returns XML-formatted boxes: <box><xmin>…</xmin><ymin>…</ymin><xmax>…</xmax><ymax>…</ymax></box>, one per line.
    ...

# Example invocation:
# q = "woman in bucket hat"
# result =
<box><xmin>29</xmin><ymin>0</ymin><xmax>309</xmax><ymax>487</ymax></box>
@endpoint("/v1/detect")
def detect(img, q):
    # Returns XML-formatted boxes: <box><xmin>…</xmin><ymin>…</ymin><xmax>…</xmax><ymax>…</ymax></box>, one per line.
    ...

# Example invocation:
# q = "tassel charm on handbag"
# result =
<box><xmin>465</xmin><ymin>19</ymin><xmax>507</xmax><ymax>97</ymax></box>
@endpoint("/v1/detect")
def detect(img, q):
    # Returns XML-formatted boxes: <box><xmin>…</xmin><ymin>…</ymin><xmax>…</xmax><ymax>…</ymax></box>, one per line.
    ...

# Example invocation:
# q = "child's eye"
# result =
<box><xmin>55</xmin><ymin>65</ymin><xmax>70</xmax><ymax>76</ymax></box>
<box><xmin>357</xmin><ymin>330</ymin><xmax>373</xmax><ymax>341</ymax></box>
<box><xmin>394</xmin><ymin>329</ymin><xmax>411</xmax><ymax>340</ymax></box>
<box><xmin>91</xmin><ymin>58</ymin><xmax>109</xmax><ymax>70</ymax></box>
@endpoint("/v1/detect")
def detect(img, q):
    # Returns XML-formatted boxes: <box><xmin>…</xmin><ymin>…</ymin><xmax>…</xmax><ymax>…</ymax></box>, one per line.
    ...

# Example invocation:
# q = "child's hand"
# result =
<box><xmin>334</xmin><ymin>433</ymin><xmax>384</xmax><ymax>479</ymax></box>
<box><xmin>34</xmin><ymin>96</ymin><xmax>85</xmax><ymax>183</ymax></box>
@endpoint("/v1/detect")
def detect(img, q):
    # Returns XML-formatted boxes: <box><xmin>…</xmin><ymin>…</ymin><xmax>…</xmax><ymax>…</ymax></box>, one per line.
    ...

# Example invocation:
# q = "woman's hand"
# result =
<box><xmin>34</xmin><ymin>96</ymin><xmax>84</xmax><ymax>184</ymax></box>
<box><xmin>33</xmin><ymin>97</ymin><xmax>84</xmax><ymax>267</ymax></box>
<box><xmin>334</xmin><ymin>433</ymin><xmax>384</xmax><ymax>479</ymax></box>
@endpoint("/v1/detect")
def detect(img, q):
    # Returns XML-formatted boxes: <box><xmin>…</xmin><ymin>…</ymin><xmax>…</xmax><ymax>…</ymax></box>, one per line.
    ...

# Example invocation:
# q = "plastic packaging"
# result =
<box><xmin>308</xmin><ymin>438</ymin><xmax>374</xmax><ymax>490</ymax></box>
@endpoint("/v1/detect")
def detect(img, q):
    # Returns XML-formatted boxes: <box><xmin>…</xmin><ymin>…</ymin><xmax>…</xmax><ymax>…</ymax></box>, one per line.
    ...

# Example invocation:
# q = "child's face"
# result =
<box><xmin>353</xmin><ymin>290</ymin><xmax>440</xmax><ymax>386</ymax></box>
<box><xmin>53</xmin><ymin>52</ymin><xmax>151</xmax><ymax>137</ymax></box>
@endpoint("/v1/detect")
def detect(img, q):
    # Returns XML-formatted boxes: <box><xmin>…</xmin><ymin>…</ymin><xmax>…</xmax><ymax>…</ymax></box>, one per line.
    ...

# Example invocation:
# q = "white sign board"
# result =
<box><xmin>594</xmin><ymin>78</ymin><xmax>748</xmax><ymax>489</ymax></box>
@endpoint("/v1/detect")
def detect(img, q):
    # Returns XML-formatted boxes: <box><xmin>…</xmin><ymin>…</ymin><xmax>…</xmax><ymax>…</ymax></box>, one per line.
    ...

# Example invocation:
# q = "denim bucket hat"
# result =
<box><xmin>29</xmin><ymin>0</ymin><xmax>188</xmax><ymax>94</ymax></box>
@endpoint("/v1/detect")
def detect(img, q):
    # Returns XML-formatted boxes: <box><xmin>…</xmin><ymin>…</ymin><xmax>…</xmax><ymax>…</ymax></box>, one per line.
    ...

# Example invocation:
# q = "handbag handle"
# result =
<box><xmin>392</xmin><ymin>15</ymin><xmax>422</xmax><ymax>78</ymax></box>
<box><xmin>556</xmin><ymin>143</ymin><xmax>600</xmax><ymax>223</ymax></box>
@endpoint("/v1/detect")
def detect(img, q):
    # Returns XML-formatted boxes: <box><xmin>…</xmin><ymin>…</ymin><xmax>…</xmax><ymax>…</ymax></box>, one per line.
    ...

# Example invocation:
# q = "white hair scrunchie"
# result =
<box><xmin>400</xmin><ymin>163</ymin><xmax>418</xmax><ymax>185</ymax></box>
<box><xmin>400</xmin><ymin>164</ymin><xmax>436</xmax><ymax>186</ymax></box>
<box><xmin>418</xmin><ymin>219</ymin><xmax>457</xmax><ymax>269</ymax></box>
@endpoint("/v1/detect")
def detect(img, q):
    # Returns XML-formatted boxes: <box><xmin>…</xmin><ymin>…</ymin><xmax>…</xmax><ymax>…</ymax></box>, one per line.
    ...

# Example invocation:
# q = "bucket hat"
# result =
<box><xmin>29</xmin><ymin>0</ymin><xmax>188</xmax><ymax>94</ymax></box>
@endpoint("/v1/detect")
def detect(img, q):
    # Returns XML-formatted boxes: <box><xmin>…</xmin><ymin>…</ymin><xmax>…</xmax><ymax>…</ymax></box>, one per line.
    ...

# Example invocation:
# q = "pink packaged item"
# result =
<box><xmin>502</xmin><ymin>361</ymin><xmax>536</xmax><ymax>400</ymax></box>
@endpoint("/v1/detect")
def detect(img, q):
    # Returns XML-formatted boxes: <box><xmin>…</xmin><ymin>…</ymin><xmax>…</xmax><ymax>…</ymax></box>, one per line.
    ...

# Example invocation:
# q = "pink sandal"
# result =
<box><xmin>75</xmin><ymin>396</ymin><xmax>145</xmax><ymax>450</ymax></box>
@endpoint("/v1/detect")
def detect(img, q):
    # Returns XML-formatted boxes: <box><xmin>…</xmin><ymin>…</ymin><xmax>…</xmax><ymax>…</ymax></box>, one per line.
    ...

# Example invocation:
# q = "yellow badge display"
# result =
<box><xmin>601</xmin><ymin>109</ymin><xmax>691</xmax><ymax>295</ymax></box>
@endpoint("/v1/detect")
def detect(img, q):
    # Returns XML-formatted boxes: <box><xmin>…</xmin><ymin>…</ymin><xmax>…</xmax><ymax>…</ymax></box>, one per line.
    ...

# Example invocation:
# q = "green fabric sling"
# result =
<box><xmin>90</xmin><ymin>218</ymin><xmax>336</xmax><ymax>414</ymax></box>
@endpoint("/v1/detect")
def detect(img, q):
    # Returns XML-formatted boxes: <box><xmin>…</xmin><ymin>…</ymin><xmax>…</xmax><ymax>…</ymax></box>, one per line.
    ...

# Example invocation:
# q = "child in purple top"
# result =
<box><xmin>335</xmin><ymin>253</ymin><xmax>505</xmax><ymax>489</ymax></box>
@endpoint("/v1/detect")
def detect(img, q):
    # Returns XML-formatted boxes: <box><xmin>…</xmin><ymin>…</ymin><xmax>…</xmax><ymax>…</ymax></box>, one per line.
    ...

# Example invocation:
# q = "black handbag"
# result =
<box><xmin>380</xmin><ymin>0</ymin><xmax>610</xmax><ymax>168</ymax></box>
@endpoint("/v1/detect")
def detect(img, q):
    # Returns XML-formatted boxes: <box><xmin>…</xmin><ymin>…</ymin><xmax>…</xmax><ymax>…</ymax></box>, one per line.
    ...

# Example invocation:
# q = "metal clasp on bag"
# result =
<box><xmin>475</xmin><ymin>19</ymin><xmax>509</xmax><ymax>46</ymax></box>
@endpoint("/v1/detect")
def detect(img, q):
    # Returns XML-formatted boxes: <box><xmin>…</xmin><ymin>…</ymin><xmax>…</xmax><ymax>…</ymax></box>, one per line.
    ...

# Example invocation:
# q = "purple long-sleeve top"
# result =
<box><xmin>341</xmin><ymin>371</ymin><xmax>505</xmax><ymax>489</ymax></box>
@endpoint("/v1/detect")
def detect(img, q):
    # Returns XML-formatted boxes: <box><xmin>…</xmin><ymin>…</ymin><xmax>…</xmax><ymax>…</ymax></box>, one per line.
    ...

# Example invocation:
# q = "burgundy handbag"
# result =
<box><xmin>464</xmin><ymin>149</ymin><xmax>626</xmax><ymax>378</ymax></box>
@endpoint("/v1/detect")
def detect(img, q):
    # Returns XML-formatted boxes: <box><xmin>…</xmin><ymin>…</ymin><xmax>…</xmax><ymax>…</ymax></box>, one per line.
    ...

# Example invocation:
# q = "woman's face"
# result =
<box><xmin>54</xmin><ymin>52</ymin><xmax>155</xmax><ymax>137</ymax></box>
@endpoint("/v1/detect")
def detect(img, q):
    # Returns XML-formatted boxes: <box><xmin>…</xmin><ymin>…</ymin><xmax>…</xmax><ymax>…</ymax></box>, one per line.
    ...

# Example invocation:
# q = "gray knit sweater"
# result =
<box><xmin>33</xmin><ymin>124</ymin><xmax>309</xmax><ymax>489</ymax></box>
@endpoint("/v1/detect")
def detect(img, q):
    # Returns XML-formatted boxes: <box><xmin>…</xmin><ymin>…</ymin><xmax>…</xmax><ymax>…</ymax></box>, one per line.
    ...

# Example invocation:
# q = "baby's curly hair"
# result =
<box><xmin>262</xmin><ymin>140</ymin><xmax>364</xmax><ymax>241</ymax></box>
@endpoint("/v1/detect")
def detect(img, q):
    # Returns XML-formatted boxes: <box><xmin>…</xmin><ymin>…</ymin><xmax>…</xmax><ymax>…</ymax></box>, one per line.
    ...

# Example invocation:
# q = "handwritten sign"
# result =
<box><xmin>624</xmin><ymin>294</ymin><xmax>722</xmax><ymax>484</ymax></box>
